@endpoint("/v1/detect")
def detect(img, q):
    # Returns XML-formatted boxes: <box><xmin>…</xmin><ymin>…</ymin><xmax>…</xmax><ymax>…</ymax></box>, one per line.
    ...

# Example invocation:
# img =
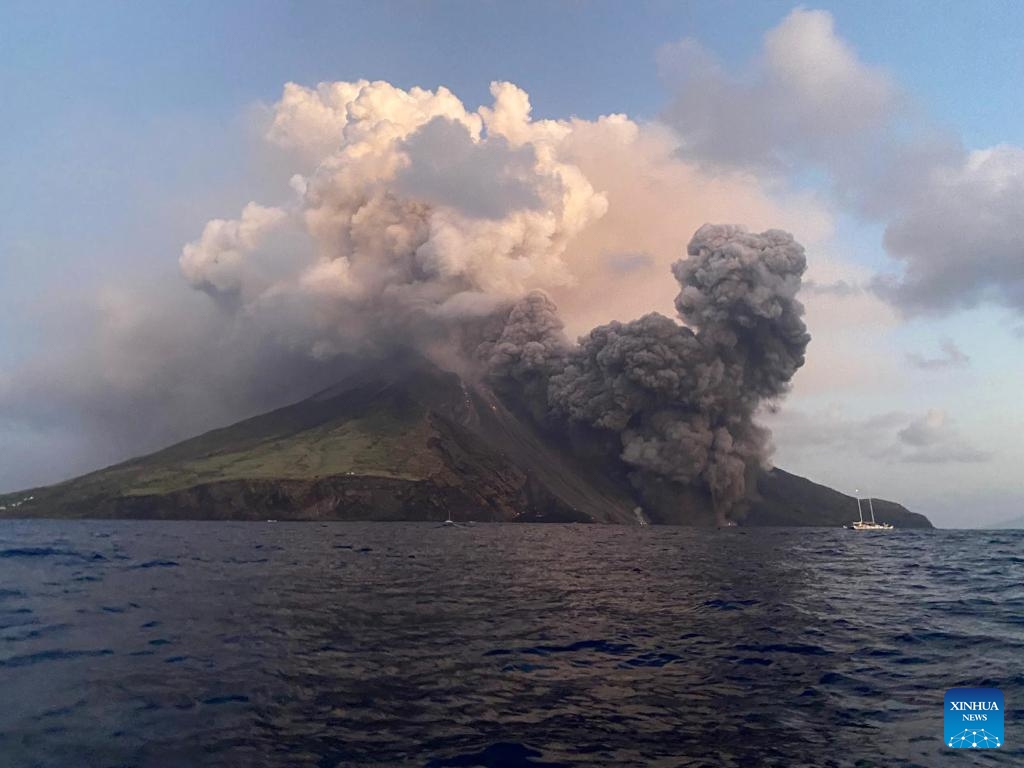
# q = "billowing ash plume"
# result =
<box><xmin>480</xmin><ymin>291</ymin><xmax>569</xmax><ymax>382</ymax></box>
<box><xmin>0</xmin><ymin>78</ymin><xmax>816</xmax><ymax>504</ymax></box>
<box><xmin>177</xmin><ymin>80</ymin><xmax>609</xmax><ymax>361</ymax></box>
<box><xmin>674</xmin><ymin>225</ymin><xmax>810</xmax><ymax>405</ymax></box>
<box><xmin>485</xmin><ymin>224</ymin><xmax>810</xmax><ymax>522</ymax></box>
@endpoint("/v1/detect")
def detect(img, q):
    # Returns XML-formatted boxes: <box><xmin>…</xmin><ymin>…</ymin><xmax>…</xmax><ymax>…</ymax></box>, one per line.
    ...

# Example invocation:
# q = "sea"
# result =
<box><xmin>0</xmin><ymin>520</ymin><xmax>1021</xmax><ymax>768</ymax></box>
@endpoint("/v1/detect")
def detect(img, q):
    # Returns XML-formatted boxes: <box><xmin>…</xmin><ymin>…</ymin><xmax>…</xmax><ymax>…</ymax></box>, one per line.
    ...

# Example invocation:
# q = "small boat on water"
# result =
<box><xmin>846</xmin><ymin>491</ymin><xmax>893</xmax><ymax>531</ymax></box>
<box><xmin>442</xmin><ymin>510</ymin><xmax>457</xmax><ymax>526</ymax></box>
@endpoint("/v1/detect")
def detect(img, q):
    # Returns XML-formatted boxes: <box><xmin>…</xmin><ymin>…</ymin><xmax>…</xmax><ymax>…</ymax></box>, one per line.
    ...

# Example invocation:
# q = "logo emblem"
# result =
<box><xmin>945</xmin><ymin>688</ymin><xmax>1003</xmax><ymax>748</ymax></box>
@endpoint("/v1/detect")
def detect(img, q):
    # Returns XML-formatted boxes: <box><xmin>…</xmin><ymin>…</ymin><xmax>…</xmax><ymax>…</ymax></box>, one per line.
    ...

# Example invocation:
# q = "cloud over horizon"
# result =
<box><xmin>768</xmin><ymin>406</ymin><xmax>991</xmax><ymax>467</ymax></box>
<box><xmin>659</xmin><ymin>8</ymin><xmax>1024</xmax><ymax>318</ymax></box>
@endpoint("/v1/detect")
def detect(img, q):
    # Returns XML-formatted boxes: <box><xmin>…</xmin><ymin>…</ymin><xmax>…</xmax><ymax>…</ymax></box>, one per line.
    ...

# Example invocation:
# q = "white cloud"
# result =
<box><xmin>659</xmin><ymin>9</ymin><xmax>899</xmax><ymax>173</ymax></box>
<box><xmin>767</xmin><ymin>405</ymin><xmax>990</xmax><ymax>465</ymax></box>
<box><xmin>878</xmin><ymin>144</ymin><xmax>1024</xmax><ymax>313</ymax></box>
<box><xmin>660</xmin><ymin>8</ymin><xmax>1024</xmax><ymax>317</ymax></box>
<box><xmin>179</xmin><ymin>202</ymin><xmax>288</xmax><ymax>295</ymax></box>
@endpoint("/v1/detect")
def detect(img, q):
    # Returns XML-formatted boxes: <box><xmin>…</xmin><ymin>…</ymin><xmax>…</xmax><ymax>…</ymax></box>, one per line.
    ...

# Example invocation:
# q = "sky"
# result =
<box><xmin>1</xmin><ymin>1</ymin><xmax>1023</xmax><ymax>527</ymax></box>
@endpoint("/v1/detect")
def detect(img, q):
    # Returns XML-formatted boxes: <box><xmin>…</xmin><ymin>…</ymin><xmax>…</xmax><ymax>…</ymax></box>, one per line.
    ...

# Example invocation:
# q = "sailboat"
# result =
<box><xmin>443</xmin><ymin>510</ymin><xmax>457</xmax><ymax>526</ymax></box>
<box><xmin>846</xmin><ymin>490</ymin><xmax>894</xmax><ymax>531</ymax></box>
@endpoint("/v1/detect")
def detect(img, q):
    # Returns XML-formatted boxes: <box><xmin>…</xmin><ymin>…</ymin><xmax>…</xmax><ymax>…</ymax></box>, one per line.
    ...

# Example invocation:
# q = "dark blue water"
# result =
<box><xmin>1</xmin><ymin>521</ymin><xmax>1021</xmax><ymax>767</ymax></box>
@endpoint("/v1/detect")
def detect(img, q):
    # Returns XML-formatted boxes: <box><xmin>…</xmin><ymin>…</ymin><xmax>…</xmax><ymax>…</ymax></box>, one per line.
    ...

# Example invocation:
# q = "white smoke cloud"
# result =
<box><xmin>182</xmin><ymin>80</ymin><xmax>610</xmax><ymax>356</ymax></box>
<box><xmin>180</xmin><ymin>202</ymin><xmax>289</xmax><ymax>296</ymax></box>
<box><xmin>179</xmin><ymin>78</ymin><xmax>834</xmax><ymax>357</ymax></box>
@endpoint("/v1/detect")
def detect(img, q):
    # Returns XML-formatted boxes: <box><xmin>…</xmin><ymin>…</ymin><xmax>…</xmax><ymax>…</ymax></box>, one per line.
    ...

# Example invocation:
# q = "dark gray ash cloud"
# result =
<box><xmin>479</xmin><ymin>291</ymin><xmax>569</xmax><ymax>384</ymax></box>
<box><xmin>485</xmin><ymin>224</ymin><xmax>811</xmax><ymax>522</ymax></box>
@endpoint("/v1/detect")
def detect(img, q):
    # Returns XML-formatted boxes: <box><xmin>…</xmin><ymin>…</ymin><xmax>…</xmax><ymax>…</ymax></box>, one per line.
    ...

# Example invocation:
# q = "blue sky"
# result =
<box><xmin>2</xmin><ymin>1</ymin><xmax>1023</xmax><ymax>526</ymax></box>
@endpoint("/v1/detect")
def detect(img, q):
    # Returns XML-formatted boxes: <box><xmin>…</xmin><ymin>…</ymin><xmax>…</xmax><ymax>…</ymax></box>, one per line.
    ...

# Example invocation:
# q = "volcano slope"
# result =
<box><xmin>0</xmin><ymin>358</ymin><xmax>931</xmax><ymax>528</ymax></box>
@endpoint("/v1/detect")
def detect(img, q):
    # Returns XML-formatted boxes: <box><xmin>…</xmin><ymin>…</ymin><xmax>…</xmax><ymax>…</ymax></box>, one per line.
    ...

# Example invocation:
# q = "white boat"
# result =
<box><xmin>846</xmin><ymin>491</ymin><xmax>893</xmax><ymax>531</ymax></box>
<box><xmin>443</xmin><ymin>510</ymin><xmax>457</xmax><ymax>526</ymax></box>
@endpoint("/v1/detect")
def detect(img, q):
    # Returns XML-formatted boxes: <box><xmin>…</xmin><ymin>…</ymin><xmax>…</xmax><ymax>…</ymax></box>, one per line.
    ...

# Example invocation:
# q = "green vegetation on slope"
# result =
<box><xmin>121</xmin><ymin>413</ymin><xmax>441</xmax><ymax>496</ymax></box>
<box><xmin>1</xmin><ymin>359</ymin><xmax>638</xmax><ymax>522</ymax></box>
<box><xmin>1</xmin><ymin>376</ymin><xmax>443</xmax><ymax>513</ymax></box>
<box><xmin>0</xmin><ymin>357</ymin><xmax>932</xmax><ymax>527</ymax></box>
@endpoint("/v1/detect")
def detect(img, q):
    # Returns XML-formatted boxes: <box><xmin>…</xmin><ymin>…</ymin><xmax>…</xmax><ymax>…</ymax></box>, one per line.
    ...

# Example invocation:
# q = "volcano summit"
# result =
<box><xmin>1</xmin><ymin>220</ymin><xmax>932</xmax><ymax>528</ymax></box>
<box><xmin>0</xmin><ymin>354</ymin><xmax>930</xmax><ymax>528</ymax></box>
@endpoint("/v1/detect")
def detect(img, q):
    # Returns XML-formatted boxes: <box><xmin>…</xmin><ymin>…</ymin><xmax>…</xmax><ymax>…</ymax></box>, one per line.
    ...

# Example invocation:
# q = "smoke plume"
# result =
<box><xmin>0</xmin><ymin>78</ymin><xmax>819</xmax><ymax>501</ymax></box>
<box><xmin>486</xmin><ymin>224</ymin><xmax>810</xmax><ymax>522</ymax></box>
<box><xmin>179</xmin><ymin>80</ymin><xmax>608</xmax><ymax>360</ymax></box>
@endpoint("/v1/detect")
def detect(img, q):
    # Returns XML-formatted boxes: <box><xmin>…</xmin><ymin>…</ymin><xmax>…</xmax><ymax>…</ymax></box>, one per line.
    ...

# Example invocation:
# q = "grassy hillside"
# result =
<box><xmin>0</xmin><ymin>358</ymin><xmax>637</xmax><ymax>523</ymax></box>
<box><xmin>0</xmin><ymin>357</ymin><xmax>932</xmax><ymax>527</ymax></box>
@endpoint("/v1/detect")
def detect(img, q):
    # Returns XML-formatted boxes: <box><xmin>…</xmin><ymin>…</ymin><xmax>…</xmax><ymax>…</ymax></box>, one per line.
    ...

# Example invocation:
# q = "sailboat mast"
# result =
<box><xmin>855</xmin><ymin>493</ymin><xmax>863</xmax><ymax>523</ymax></box>
<box><xmin>867</xmin><ymin>496</ymin><xmax>876</xmax><ymax>524</ymax></box>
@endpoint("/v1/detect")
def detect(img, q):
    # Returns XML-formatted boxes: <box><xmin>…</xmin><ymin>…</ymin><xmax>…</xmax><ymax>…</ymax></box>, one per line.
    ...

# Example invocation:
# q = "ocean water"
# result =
<box><xmin>0</xmin><ymin>521</ymin><xmax>1021</xmax><ymax>768</ymax></box>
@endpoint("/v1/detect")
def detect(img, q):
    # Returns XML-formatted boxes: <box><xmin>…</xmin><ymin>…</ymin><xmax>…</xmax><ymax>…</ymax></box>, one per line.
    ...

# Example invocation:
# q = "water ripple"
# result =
<box><xmin>0</xmin><ymin>521</ymin><xmax>1020</xmax><ymax>767</ymax></box>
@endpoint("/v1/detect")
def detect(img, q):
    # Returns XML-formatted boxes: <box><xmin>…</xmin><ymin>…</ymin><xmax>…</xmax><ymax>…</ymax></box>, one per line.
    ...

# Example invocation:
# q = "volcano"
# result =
<box><xmin>0</xmin><ymin>357</ymin><xmax>932</xmax><ymax>528</ymax></box>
